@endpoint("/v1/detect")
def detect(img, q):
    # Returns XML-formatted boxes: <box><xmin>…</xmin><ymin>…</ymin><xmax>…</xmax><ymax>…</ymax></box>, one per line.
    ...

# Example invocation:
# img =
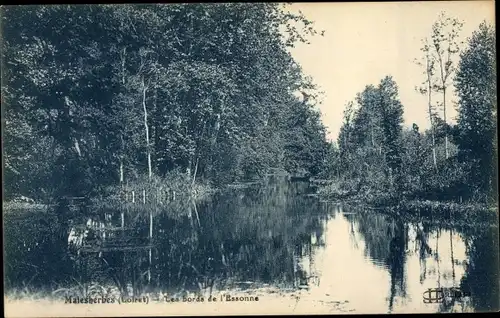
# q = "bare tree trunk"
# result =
<box><xmin>141</xmin><ymin>76</ymin><xmax>152</xmax><ymax>180</ymax></box>
<box><xmin>443</xmin><ymin>87</ymin><xmax>449</xmax><ymax>159</ymax></box>
<box><xmin>431</xmin><ymin>128</ymin><xmax>438</xmax><ymax>170</ymax></box>
<box><xmin>426</xmin><ymin>55</ymin><xmax>438</xmax><ymax>172</ymax></box>
<box><xmin>192</xmin><ymin>201</ymin><xmax>201</xmax><ymax>227</ymax></box>
<box><xmin>120</xmin><ymin>49</ymin><xmax>126</xmax><ymax>201</ymax></box>
<box><xmin>192</xmin><ymin>157</ymin><xmax>199</xmax><ymax>188</ymax></box>
<box><xmin>73</xmin><ymin>138</ymin><xmax>82</xmax><ymax>157</ymax></box>
<box><xmin>153</xmin><ymin>86</ymin><xmax>159</xmax><ymax>172</ymax></box>
<box><xmin>212</xmin><ymin>114</ymin><xmax>221</xmax><ymax>147</ymax></box>
<box><xmin>121</xmin><ymin>47</ymin><xmax>126</xmax><ymax>85</ymax></box>
<box><xmin>186</xmin><ymin>158</ymin><xmax>191</xmax><ymax>176</ymax></box>
<box><xmin>120</xmin><ymin>159</ymin><xmax>124</xmax><ymax>204</ymax></box>
<box><xmin>120</xmin><ymin>161</ymin><xmax>124</xmax><ymax>183</ymax></box>
<box><xmin>119</xmin><ymin>137</ymin><xmax>124</xmax><ymax>201</ymax></box>
<box><xmin>371</xmin><ymin>126</ymin><xmax>375</xmax><ymax>148</ymax></box>
<box><xmin>191</xmin><ymin>120</ymin><xmax>207</xmax><ymax>186</ymax></box>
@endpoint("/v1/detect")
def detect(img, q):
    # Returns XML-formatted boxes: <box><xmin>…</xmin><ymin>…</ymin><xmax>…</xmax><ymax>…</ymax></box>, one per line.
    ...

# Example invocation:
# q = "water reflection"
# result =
<box><xmin>4</xmin><ymin>178</ymin><xmax>499</xmax><ymax>313</ymax></box>
<box><xmin>304</xmin><ymin>204</ymin><xmax>498</xmax><ymax>313</ymax></box>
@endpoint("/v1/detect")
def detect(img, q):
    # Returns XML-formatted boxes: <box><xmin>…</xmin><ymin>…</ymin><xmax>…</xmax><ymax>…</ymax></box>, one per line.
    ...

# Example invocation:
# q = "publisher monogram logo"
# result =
<box><xmin>422</xmin><ymin>287</ymin><xmax>471</xmax><ymax>304</ymax></box>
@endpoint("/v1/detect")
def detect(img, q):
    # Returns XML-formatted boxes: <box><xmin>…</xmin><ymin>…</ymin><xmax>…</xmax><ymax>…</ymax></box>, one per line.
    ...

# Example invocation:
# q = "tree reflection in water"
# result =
<box><xmin>4</xmin><ymin>178</ymin><xmax>498</xmax><ymax>313</ymax></box>
<box><xmin>346</xmin><ymin>211</ymin><xmax>407</xmax><ymax>311</ymax></box>
<box><xmin>345</xmin><ymin>206</ymin><xmax>497</xmax><ymax>313</ymax></box>
<box><xmin>5</xmin><ymin>178</ymin><xmax>329</xmax><ymax>299</ymax></box>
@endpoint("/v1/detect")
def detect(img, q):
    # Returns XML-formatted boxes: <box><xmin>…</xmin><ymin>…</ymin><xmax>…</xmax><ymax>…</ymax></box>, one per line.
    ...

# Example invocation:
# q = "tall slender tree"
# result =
<box><xmin>430</xmin><ymin>12</ymin><xmax>463</xmax><ymax>160</ymax></box>
<box><xmin>415</xmin><ymin>38</ymin><xmax>438</xmax><ymax>171</ymax></box>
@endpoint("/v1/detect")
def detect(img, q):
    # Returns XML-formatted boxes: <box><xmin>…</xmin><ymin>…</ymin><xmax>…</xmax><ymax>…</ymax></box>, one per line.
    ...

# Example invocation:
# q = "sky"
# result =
<box><xmin>288</xmin><ymin>1</ymin><xmax>495</xmax><ymax>141</ymax></box>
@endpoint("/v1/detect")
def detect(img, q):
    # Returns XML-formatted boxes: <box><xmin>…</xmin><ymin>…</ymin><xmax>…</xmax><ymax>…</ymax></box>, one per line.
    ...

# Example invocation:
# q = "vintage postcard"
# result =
<box><xmin>2</xmin><ymin>1</ymin><xmax>498</xmax><ymax>316</ymax></box>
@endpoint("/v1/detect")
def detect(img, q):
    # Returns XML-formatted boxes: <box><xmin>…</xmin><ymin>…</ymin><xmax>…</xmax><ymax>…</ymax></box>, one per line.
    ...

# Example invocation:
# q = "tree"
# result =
<box><xmin>2</xmin><ymin>5</ymin><xmax>122</xmax><ymax>198</ymax></box>
<box><xmin>400</xmin><ymin>125</ymin><xmax>426</xmax><ymax>197</ymax></box>
<box><xmin>455</xmin><ymin>21</ymin><xmax>496</xmax><ymax>201</ymax></box>
<box><xmin>336</xmin><ymin>77</ymin><xmax>404</xmax><ymax>198</ymax></box>
<box><xmin>281</xmin><ymin>97</ymin><xmax>328</xmax><ymax>176</ymax></box>
<box><xmin>2</xmin><ymin>4</ymin><xmax>327</xmax><ymax>201</ymax></box>
<box><xmin>415</xmin><ymin>38</ymin><xmax>439</xmax><ymax>171</ymax></box>
<box><xmin>377</xmin><ymin>76</ymin><xmax>404</xmax><ymax>187</ymax></box>
<box><xmin>430</xmin><ymin>12</ymin><xmax>463</xmax><ymax>160</ymax></box>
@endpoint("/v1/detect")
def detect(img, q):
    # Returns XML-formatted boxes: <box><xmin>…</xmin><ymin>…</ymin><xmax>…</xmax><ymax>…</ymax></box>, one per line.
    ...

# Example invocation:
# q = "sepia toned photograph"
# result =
<box><xmin>2</xmin><ymin>1</ymin><xmax>498</xmax><ymax>316</ymax></box>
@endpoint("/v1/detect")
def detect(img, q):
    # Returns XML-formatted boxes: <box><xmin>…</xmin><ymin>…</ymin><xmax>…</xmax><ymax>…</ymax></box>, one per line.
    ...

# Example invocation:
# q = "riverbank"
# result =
<box><xmin>313</xmin><ymin>179</ymin><xmax>498</xmax><ymax>225</ymax></box>
<box><xmin>4</xmin><ymin>171</ymin><xmax>217</xmax><ymax>215</ymax></box>
<box><xmin>3</xmin><ymin>202</ymin><xmax>53</xmax><ymax>216</ymax></box>
<box><xmin>338</xmin><ymin>200</ymin><xmax>498</xmax><ymax>228</ymax></box>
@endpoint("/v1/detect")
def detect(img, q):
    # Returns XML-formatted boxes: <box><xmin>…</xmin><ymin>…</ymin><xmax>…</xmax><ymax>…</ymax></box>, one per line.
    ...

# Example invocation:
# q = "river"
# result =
<box><xmin>4</xmin><ymin>177</ymin><xmax>499</xmax><ymax>313</ymax></box>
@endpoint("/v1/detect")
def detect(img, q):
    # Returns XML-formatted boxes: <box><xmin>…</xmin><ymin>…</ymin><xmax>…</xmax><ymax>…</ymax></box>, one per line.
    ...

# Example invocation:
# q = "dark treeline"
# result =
<box><xmin>321</xmin><ymin>18</ymin><xmax>496</xmax><ymax>208</ymax></box>
<box><xmin>2</xmin><ymin>4</ymin><xmax>330</xmax><ymax>203</ymax></box>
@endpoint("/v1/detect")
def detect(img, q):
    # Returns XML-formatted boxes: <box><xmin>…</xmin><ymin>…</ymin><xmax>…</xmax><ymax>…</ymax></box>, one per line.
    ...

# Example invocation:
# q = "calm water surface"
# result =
<box><xmin>4</xmin><ymin>178</ymin><xmax>499</xmax><ymax>313</ymax></box>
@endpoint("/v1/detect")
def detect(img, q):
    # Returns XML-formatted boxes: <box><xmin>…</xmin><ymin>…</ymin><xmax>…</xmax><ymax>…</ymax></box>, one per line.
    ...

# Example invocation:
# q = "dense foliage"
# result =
<box><xmin>2</xmin><ymin>4</ymin><xmax>329</xmax><ymax>202</ymax></box>
<box><xmin>455</xmin><ymin>22</ymin><xmax>497</xmax><ymax>201</ymax></box>
<box><xmin>333</xmin><ymin>77</ymin><xmax>406</xmax><ymax>204</ymax></box>
<box><xmin>327</xmin><ymin>21</ymin><xmax>496</xmax><ymax>207</ymax></box>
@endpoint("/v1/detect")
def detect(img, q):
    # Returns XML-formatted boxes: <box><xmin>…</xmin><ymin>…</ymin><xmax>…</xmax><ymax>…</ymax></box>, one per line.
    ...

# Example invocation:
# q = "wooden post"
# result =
<box><xmin>101</xmin><ymin>222</ymin><xmax>106</xmax><ymax>241</ymax></box>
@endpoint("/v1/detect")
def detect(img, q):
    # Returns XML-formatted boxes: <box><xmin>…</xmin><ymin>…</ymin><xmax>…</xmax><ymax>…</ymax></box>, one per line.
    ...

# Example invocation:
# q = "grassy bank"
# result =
<box><xmin>314</xmin><ymin>179</ymin><xmax>498</xmax><ymax>225</ymax></box>
<box><xmin>98</xmin><ymin>171</ymin><xmax>214</xmax><ymax>203</ymax></box>
<box><xmin>4</xmin><ymin>171</ymin><xmax>216</xmax><ymax>216</ymax></box>
<box><xmin>342</xmin><ymin>200</ymin><xmax>497</xmax><ymax>226</ymax></box>
<box><xmin>3</xmin><ymin>202</ymin><xmax>53</xmax><ymax>216</ymax></box>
